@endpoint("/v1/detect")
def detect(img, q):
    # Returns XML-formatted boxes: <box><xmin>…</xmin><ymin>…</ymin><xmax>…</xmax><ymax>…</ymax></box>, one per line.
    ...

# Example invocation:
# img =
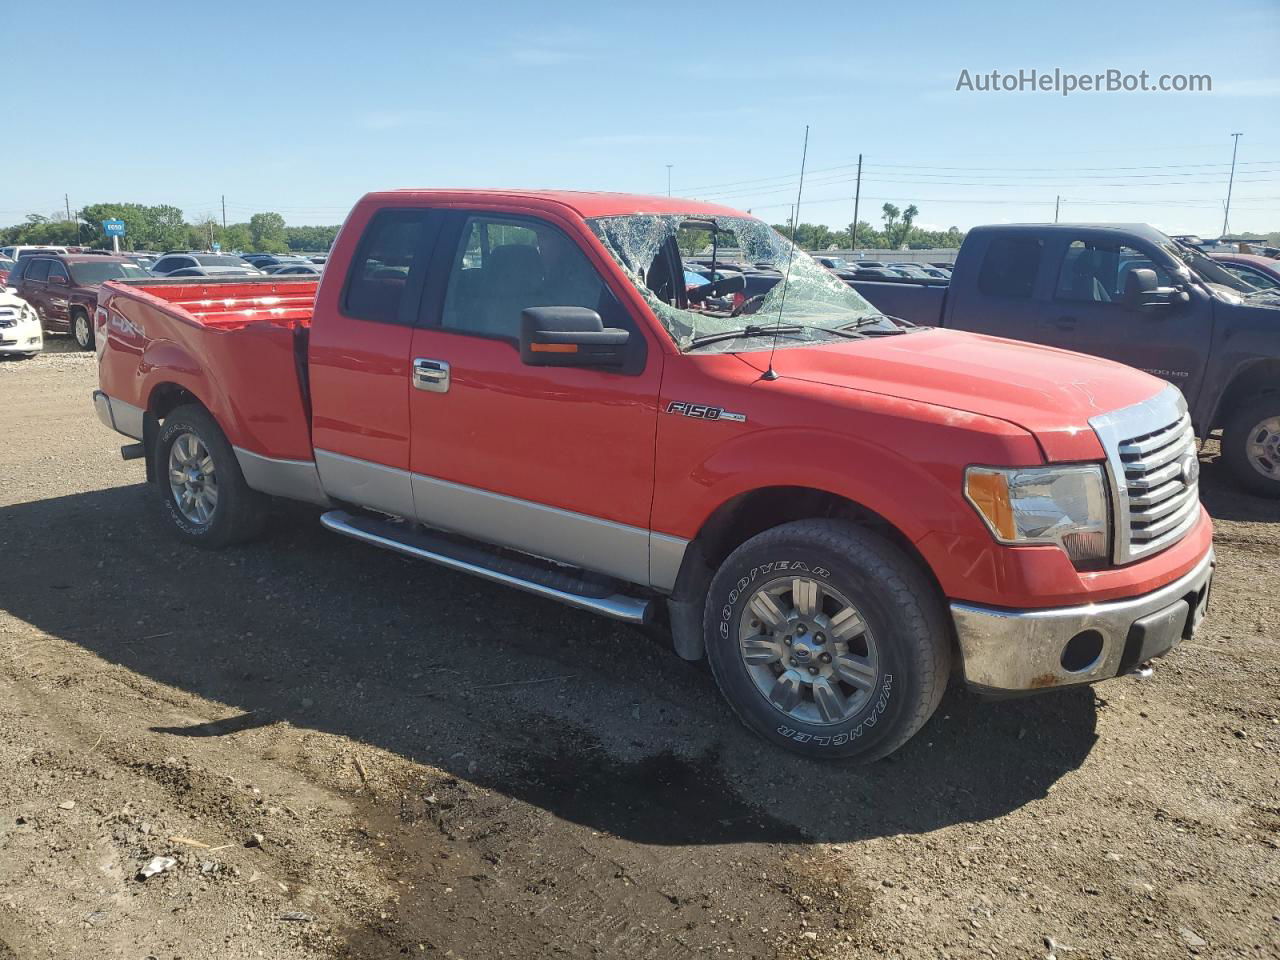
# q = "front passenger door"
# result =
<box><xmin>20</xmin><ymin>258</ymin><xmax>52</xmax><ymax>329</ymax></box>
<box><xmin>406</xmin><ymin>212</ymin><xmax>662</xmax><ymax>586</ymax></box>
<box><xmin>44</xmin><ymin>261</ymin><xmax>73</xmax><ymax>331</ymax></box>
<box><xmin>1045</xmin><ymin>237</ymin><xmax>1211</xmax><ymax>400</ymax></box>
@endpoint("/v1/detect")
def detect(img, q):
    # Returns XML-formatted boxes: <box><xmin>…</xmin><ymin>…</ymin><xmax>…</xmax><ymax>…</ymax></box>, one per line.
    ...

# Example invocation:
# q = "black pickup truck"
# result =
<box><xmin>850</xmin><ymin>224</ymin><xmax>1280</xmax><ymax>498</ymax></box>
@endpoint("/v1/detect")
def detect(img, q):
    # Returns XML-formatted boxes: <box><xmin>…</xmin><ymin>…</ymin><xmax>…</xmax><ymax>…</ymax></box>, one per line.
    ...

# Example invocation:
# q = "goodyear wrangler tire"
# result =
<box><xmin>704</xmin><ymin>520</ymin><xmax>950</xmax><ymax>762</ymax></box>
<box><xmin>153</xmin><ymin>404</ymin><xmax>267</xmax><ymax>549</ymax></box>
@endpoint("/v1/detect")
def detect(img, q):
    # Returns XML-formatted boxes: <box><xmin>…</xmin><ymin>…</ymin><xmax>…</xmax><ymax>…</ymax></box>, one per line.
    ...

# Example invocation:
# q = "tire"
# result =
<box><xmin>1222</xmin><ymin>393</ymin><xmax>1280</xmax><ymax>499</ymax></box>
<box><xmin>704</xmin><ymin>519</ymin><xmax>950</xmax><ymax>762</ymax></box>
<box><xmin>72</xmin><ymin>309</ymin><xmax>94</xmax><ymax>350</ymax></box>
<box><xmin>153</xmin><ymin>404</ymin><xmax>267</xmax><ymax>548</ymax></box>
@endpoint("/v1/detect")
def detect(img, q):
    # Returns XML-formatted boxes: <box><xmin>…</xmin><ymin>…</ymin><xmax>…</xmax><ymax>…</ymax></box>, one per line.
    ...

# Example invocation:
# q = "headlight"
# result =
<box><xmin>965</xmin><ymin>464</ymin><xmax>1109</xmax><ymax>564</ymax></box>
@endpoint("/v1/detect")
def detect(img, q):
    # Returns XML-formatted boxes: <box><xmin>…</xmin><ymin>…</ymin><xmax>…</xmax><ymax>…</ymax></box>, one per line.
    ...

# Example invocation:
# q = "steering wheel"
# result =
<box><xmin>732</xmin><ymin>294</ymin><xmax>766</xmax><ymax>318</ymax></box>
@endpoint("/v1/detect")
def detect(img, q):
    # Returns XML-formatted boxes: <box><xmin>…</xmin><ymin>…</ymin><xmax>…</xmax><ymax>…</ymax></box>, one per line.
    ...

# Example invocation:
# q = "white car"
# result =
<box><xmin>0</xmin><ymin>290</ymin><xmax>43</xmax><ymax>358</ymax></box>
<box><xmin>0</xmin><ymin>245</ymin><xmax>69</xmax><ymax>261</ymax></box>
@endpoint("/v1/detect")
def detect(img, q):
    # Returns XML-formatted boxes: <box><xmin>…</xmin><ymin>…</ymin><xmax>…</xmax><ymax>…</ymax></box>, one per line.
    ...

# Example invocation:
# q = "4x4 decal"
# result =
<box><xmin>665</xmin><ymin>400</ymin><xmax>746</xmax><ymax>423</ymax></box>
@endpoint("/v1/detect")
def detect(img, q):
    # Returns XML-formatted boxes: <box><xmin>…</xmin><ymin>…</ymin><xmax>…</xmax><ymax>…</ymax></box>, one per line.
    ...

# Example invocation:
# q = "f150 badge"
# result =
<box><xmin>666</xmin><ymin>401</ymin><xmax>747</xmax><ymax>423</ymax></box>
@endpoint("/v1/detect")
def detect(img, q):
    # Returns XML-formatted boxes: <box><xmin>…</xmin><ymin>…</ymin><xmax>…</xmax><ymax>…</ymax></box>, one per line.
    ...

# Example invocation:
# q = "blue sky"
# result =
<box><xmin>8</xmin><ymin>0</ymin><xmax>1278</xmax><ymax>236</ymax></box>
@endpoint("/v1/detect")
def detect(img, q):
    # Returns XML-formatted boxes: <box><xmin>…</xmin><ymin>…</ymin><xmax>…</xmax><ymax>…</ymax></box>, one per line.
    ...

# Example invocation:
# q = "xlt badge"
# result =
<box><xmin>666</xmin><ymin>400</ymin><xmax>747</xmax><ymax>423</ymax></box>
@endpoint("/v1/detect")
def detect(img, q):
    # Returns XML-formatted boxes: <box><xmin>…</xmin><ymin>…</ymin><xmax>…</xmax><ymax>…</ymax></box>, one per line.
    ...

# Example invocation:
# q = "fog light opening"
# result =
<box><xmin>1061</xmin><ymin>630</ymin><xmax>1104</xmax><ymax>673</ymax></box>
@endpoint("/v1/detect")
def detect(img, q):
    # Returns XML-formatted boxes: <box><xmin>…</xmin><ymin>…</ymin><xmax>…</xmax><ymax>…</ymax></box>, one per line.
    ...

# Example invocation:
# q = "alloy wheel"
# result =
<box><xmin>737</xmin><ymin>576</ymin><xmax>880</xmax><ymax>725</ymax></box>
<box><xmin>1245</xmin><ymin>416</ymin><xmax>1280</xmax><ymax>479</ymax></box>
<box><xmin>168</xmin><ymin>432</ymin><xmax>218</xmax><ymax>524</ymax></box>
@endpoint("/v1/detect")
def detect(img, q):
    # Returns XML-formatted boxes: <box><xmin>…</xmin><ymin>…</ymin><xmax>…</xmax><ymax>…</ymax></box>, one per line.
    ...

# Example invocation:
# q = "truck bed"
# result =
<box><xmin>113</xmin><ymin>276</ymin><xmax>318</xmax><ymax>329</ymax></box>
<box><xmin>97</xmin><ymin>276</ymin><xmax>321</xmax><ymax>461</ymax></box>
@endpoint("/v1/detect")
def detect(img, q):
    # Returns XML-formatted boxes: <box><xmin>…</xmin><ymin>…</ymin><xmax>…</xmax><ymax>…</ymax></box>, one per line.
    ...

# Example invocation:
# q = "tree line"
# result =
<box><xmin>772</xmin><ymin>203</ymin><xmax>964</xmax><ymax>250</ymax></box>
<box><xmin>0</xmin><ymin>203</ymin><xmax>341</xmax><ymax>254</ymax></box>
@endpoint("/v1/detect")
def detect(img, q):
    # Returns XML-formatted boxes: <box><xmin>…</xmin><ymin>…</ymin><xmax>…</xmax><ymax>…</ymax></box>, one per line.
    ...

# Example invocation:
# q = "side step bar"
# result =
<box><xmin>320</xmin><ymin>510</ymin><xmax>653</xmax><ymax>624</ymax></box>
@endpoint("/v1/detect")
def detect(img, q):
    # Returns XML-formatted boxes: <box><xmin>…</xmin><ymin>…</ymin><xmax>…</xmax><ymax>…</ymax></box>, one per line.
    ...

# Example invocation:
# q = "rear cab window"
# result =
<box><xmin>342</xmin><ymin>210</ymin><xmax>436</xmax><ymax>324</ymax></box>
<box><xmin>977</xmin><ymin>235</ymin><xmax>1043</xmax><ymax>299</ymax></box>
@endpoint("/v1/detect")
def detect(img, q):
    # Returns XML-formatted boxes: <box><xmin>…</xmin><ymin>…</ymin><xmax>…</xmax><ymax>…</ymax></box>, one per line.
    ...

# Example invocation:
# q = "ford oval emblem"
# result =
<box><xmin>1180</xmin><ymin>452</ymin><xmax>1200</xmax><ymax>486</ymax></box>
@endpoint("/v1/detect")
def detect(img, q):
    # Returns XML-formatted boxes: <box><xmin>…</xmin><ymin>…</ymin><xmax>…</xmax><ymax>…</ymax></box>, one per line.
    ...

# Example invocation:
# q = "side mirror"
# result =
<box><xmin>49</xmin><ymin>273</ymin><xmax>68</xmax><ymax>286</ymax></box>
<box><xmin>1122</xmin><ymin>268</ymin><xmax>1187</xmax><ymax>310</ymax></box>
<box><xmin>520</xmin><ymin>306</ymin><xmax>630</xmax><ymax>368</ymax></box>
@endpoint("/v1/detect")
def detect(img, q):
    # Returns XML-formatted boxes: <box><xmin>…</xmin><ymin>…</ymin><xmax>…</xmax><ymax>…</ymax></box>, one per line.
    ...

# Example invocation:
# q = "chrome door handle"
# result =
<box><xmin>412</xmin><ymin>357</ymin><xmax>450</xmax><ymax>393</ymax></box>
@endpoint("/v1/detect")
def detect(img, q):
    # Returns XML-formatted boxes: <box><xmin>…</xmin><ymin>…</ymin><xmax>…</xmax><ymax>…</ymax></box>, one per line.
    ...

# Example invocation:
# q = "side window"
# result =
<box><xmin>1056</xmin><ymin>240</ymin><xmax>1170</xmax><ymax>304</ymax></box>
<box><xmin>343</xmin><ymin>209</ymin><xmax>432</xmax><ymax>324</ymax></box>
<box><xmin>152</xmin><ymin>257</ymin><xmax>176</xmax><ymax>274</ymax></box>
<box><xmin>26</xmin><ymin>259</ymin><xmax>51</xmax><ymax>282</ymax></box>
<box><xmin>440</xmin><ymin>216</ymin><xmax>607</xmax><ymax>339</ymax></box>
<box><xmin>977</xmin><ymin>235</ymin><xmax>1042</xmax><ymax>299</ymax></box>
<box><xmin>47</xmin><ymin>261</ymin><xmax>69</xmax><ymax>282</ymax></box>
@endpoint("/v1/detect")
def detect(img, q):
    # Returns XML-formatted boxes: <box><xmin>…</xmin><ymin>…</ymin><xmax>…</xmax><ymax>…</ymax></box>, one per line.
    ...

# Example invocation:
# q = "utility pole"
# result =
<box><xmin>850</xmin><ymin>153</ymin><xmax>862</xmax><ymax>252</ymax></box>
<box><xmin>1055</xmin><ymin>195</ymin><xmax>1060</xmax><ymax>223</ymax></box>
<box><xmin>1221</xmin><ymin>132</ymin><xmax>1243</xmax><ymax>239</ymax></box>
<box><xmin>665</xmin><ymin>165</ymin><xmax>672</xmax><ymax>197</ymax></box>
<box><xmin>221</xmin><ymin>195</ymin><xmax>227</xmax><ymax>230</ymax></box>
<box><xmin>65</xmin><ymin>194</ymin><xmax>71</xmax><ymax>221</ymax></box>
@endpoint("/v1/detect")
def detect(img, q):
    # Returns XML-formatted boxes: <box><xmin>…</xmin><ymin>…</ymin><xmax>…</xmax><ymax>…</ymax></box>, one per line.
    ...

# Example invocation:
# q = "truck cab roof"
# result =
<box><xmin>365</xmin><ymin>188</ymin><xmax>746</xmax><ymax>221</ymax></box>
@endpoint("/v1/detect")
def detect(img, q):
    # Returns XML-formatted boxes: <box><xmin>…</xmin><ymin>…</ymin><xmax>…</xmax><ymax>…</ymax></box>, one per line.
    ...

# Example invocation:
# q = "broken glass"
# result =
<box><xmin>588</xmin><ymin>214</ymin><xmax>894</xmax><ymax>352</ymax></box>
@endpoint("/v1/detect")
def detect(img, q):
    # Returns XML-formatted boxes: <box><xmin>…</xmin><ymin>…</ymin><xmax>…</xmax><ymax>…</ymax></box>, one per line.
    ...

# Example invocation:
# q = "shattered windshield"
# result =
<box><xmin>587</xmin><ymin>214</ymin><xmax>895</xmax><ymax>352</ymax></box>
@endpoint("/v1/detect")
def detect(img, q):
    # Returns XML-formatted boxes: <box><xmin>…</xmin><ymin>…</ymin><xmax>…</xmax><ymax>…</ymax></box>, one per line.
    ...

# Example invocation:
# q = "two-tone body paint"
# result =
<box><xmin>97</xmin><ymin>189</ymin><xmax>1213</xmax><ymax>612</ymax></box>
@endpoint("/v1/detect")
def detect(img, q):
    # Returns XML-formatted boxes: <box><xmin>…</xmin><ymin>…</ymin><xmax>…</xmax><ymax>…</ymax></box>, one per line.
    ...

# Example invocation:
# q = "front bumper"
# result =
<box><xmin>0</xmin><ymin>318</ymin><xmax>42</xmax><ymax>354</ymax></box>
<box><xmin>952</xmin><ymin>547</ymin><xmax>1214</xmax><ymax>695</ymax></box>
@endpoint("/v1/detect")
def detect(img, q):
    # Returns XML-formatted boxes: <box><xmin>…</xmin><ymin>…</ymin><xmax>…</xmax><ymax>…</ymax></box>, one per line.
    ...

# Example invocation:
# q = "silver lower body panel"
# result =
<box><xmin>92</xmin><ymin>390</ymin><xmax>145</xmax><ymax>441</ymax></box>
<box><xmin>951</xmin><ymin>548</ymin><xmax>1215</xmax><ymax>694</ymax></box>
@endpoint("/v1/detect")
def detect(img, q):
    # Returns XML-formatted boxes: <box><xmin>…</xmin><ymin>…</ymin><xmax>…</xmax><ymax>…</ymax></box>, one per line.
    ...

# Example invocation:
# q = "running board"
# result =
<box><xmin>320</xmin><ymin>510</ymin><xmax>653</xmax><ymax>624</ymax></box>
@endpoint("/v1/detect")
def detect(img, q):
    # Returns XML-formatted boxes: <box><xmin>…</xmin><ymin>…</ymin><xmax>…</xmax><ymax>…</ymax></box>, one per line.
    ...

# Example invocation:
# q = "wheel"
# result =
<box><xmin>72</xmin><ymin>309</ymin><xmax>94</xmax><ymax>350</ymax></box>
<box><xmin>153</xmin><ymin>404</ymin><xmax>267</xmax><ymax>548</ymax></box>
<box><xmin>1222</xmin><ymin>394</ymin><xmax>1280</xmax><ymax>498</ymax></box>
<box><xmin>704</xmin><ymin>519</ymin><xmax>951</xmax><ymax>762</ymax></box>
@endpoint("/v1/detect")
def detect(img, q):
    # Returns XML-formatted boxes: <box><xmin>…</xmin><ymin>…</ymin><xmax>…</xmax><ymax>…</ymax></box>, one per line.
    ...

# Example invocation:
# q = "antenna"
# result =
<box><xmin>761</xmin><ymin>125</ymin><xmax>809</xmax><ymax>382</ymax></box>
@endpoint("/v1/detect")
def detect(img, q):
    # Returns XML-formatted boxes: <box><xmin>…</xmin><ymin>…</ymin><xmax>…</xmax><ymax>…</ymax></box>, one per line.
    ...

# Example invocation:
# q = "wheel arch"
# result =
<box><xmin>666</xmin><ymin>484</ymin><xmax>949</xmax><ymax>662</ymax></box>
<box><xmin>143</xmin><ymin>381</ymin><xmax>217</xmax><ymax>483</ymax></box>
<box><xmin>1210</xmin><ymin>358</ymin><xmax>1280</xmax><ymax>432</ymax></box>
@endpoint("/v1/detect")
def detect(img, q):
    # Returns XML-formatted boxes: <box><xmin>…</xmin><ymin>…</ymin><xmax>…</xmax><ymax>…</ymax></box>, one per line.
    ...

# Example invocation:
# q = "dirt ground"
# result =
<box><xmin>0</xmin><ymin>339</ymin><xmax>1277</xmax><ymax>960</ymax></box>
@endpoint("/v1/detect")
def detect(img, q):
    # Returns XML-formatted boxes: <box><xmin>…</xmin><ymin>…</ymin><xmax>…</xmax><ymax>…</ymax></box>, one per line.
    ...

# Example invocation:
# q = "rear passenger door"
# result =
<box><xmin>404</xmin><ymin>210</ymin><xmax>663</xmax><ymax>587</ymax></box>
<box><xmin>308</xmin><ymin>207</ymin><xmax>442</xmax><ymax>518</ymax></box>
<box><xmin>946</xmin><ymin>233</ymin><xmax>1049</xmax><ymax>340</ymax></box>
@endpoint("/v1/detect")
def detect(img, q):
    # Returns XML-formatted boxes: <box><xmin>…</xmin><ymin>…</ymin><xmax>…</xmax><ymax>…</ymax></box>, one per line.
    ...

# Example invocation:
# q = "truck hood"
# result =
<box><xmin>741</xmin><ymin>328</ymin><xmax>1169</xmax><ymax>462</ymax></box>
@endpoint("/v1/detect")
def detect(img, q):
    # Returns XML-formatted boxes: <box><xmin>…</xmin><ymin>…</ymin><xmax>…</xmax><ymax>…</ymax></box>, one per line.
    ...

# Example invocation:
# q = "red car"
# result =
<box><xmin>9</xmin><ymin>253</ymin><xmax>149</xmax><ymax>348</ymax></box>
<box><xmin>92</xmin><ymin>189</ymin><xmax>1214</xmax><ymax>761</ymax></box>
<box><xmin>1211</xmin><ymin>252</ymin><xmax>1280</xmax><ymax>291</ymax></box>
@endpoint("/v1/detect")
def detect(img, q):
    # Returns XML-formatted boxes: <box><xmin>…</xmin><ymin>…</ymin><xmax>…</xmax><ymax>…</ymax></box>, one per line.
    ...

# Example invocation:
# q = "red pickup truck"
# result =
<box><xmin>93</xmin><ymin>189</ymin><xmax>1215</xmax><ymax>761</ymax></box>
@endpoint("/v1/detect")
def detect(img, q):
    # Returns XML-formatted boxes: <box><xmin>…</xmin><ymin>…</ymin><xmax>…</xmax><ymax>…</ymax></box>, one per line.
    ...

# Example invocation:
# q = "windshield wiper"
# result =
<box><xmin>687</xmin><ymin>324</ymin><xmax>804</xmax><ymax>349</ymax></box>
<box><xmin>839</xmin><ymin>313</ymin><xmax>911</xmax><ymax>333</ymax></box>
<box><xmin>687</xmin><ymin>321</ymin><xmax>870</xmax><ymax>350</ymax></box>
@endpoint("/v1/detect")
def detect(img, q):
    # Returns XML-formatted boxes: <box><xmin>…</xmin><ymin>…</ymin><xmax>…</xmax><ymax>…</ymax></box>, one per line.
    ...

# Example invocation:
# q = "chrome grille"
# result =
<box><xmin>1090</xmin><ymin>385</ymin><xmax>1201</xmax><ymax>564</ymax></box>
<box><xmin>1118</xmin><ymin>412</ymin><xmax>1199</xmax><ymax>559</ymax></box>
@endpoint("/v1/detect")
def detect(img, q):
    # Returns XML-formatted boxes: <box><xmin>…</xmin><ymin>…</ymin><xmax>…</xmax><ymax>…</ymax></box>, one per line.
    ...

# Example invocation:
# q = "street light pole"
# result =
<box><xmin>1221</xmin><ymin>132</ymin><xmax>1243</xmax><ymax>239</ymax></box>
<box><xmin>666</xmin><ymin>164</ymin><xmax>672</xmax><ymax>197</ymax></box>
